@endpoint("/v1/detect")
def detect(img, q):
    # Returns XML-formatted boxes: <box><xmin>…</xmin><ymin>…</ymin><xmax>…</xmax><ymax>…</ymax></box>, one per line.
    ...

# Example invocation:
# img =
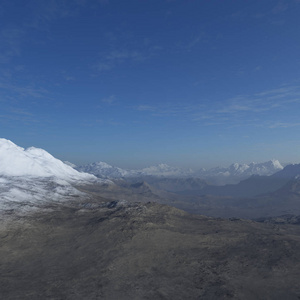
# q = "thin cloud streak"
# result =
<box><xmin>269</xmin><ymin>122</ymin><xmax>300</xmax><ymax>128</ymax></box>
<box><xmin>136</xmin><ymin>102</ymin><xmax>205</xmax><ymax>118</ymax></box>
<box><xmin>94</xmin><ymin>34</ymin><xmax>163</xmax><ymax>73</ymax></box>
<box><xmin>0</xmin><ymin>82</ymin><xmax>48</xmax><ymax>98</ymax></box>
<box><xmin>101</xmin><ymin>95</ymin><xmax>116</xmax><ymax>105</ymax></box>
<box><xmin>136</xmin><ymin>105</ymin><xmax>156</xmax><ymax>112</ymax></box>
<box><xmin>95</xmin><ymin>49</ymin><xmax>146</xmax><ymax>72</ymax></box>
<box><xmin>135</xmin><ymin>83</ymin><xmax>300</xmax><ymax>129</ymax></box>
<box><xmin>0</xmin><ymin>27</ymin><xmax>24</xmax><ymax>64</ymax></box>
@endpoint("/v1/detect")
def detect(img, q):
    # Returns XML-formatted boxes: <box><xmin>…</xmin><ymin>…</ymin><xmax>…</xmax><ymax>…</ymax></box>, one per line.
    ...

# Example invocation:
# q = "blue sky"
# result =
<box><xmin>1</xmin><ymin>0</ymin><xmax>300</xmax><ymax>169</ymax></box>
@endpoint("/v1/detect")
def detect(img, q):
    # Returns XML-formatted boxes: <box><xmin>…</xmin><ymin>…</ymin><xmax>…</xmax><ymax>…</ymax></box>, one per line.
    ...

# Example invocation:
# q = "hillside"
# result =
<box><xmin>1</xmin><ymin>199</ymin><xmax>300</xmax><ymax>299</ymax></box>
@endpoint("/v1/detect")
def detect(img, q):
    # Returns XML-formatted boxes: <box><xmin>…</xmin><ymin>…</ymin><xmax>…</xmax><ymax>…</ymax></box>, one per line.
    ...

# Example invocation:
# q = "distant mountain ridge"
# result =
<box><xmin>76</xmin><ymin>161</ymin><xmax>130</xmax><ymax>178</ymax></box>
<box><xmin>76</xmin><ymin>162</ymin><xmax>193</xmax><ymax>179</ymax></box>
<box><xmin>194</xmin><ymin>160</ymin><xmax>283</xmax><ymax>184</ymax></box>
<box><xmin>199</xmin><ymin>160</ymin><xmax>283</xmax><ymax>177</ymax></box>
<box><xmin>271</xmin><ymin>163</ymin><xmax>300</xmax><ymax>179</ymax></box>
<box><xmin>76</xmin><ymin>159</ymin><xmax>284</xmax><ymax>184</ymax></box>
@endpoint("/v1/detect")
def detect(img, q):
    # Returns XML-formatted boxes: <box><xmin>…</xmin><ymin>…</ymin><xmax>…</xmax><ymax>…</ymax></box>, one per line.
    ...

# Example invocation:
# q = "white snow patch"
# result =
<box><xmin>0</xmin><ymin>138</ymin><xmax>96</xmax><ymax>182</ymax></box>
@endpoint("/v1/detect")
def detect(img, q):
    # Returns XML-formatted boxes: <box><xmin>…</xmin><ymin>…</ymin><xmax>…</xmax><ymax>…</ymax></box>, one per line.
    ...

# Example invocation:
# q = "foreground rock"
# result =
<box><xmin>0</xmin><ymin>199</ymin><xmax>300</xmax><ymax>299</ymax></box>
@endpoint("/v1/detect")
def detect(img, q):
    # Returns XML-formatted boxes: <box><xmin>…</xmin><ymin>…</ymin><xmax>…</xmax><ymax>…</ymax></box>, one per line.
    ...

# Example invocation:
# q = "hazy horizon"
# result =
<box><xmin>52</xmin><ymin>156</ymin><xmax>295</xmax><ymax>171</ymax></box>
<box><xmin>1</xmin><ymin>0</ymin><xmax>300</xmax><ymax>169</ymax></box>
<box><xmin>2</xmin><ymin>137</ymin><xmax>294</xmax><ymax>171</ymax></box>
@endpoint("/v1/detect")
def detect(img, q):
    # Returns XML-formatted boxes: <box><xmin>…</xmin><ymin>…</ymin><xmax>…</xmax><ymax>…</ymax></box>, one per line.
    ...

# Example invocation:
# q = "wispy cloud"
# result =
<box><xmin>0</xmin><ymin>27</ymin><xmax>24</xmax><ymax>64</ymax></box>
<box><xmin>0</xmin><ymin>0</ymin><xmax>97</xmax><ymax>99</ymax></box>
<box><xmin>101</xmin><ymin>95</ymin><xmax>116</xmax><ymax>105</ymax></box>
<box><xmin>0</xmin><ymin>107</ymin><xmax>38</xmax><ymax>127</ymax></box>
<box><xmin>136</xmin><ymin>105</ymin><xmax>156</xmax><ymax>112</ymax></box>
<box><xmin>247</xmin><ymin>1</ymin><xmax>297</xmax><ymax>21</ymax></box>
<box><xmin>184</xmin><ymin>34</ymin><xmax>205</xmax><ymax>51</ymax></box>
<box><xmin>135</xmin><ymin>83</ymin><xmax>300</xmax><ymax>128</ymax></box>
<box><xmin>216</xmin><ymin>103</ymin><xmax>259</xmax><ymax>114</ymax></box>
<box><xmin>95</xmin><ymin>49</ymin><xmax>150</xmax><ymax>72</ymax></box>
<box><xmin>217</xmin><ymin>85</ymin><xmax>300</xmax><ymax>115</ymax></box>
<box><xmin>94</xmin><ymin>31</ymin><xmax>163</xmax><ymax>73</ymax></box>
<box><xmin>64</xmin><ymin>76</ymin><xmax>75</xmax><ymax>81</ymax></box>
<box><xmin>0</xmin><ymin>0</ymin><xmax>106</xmax><ymax>66</ymax></box>
<box><xmin>9</xmin><ymin>108</ymin><xmax>34</xmax><ymax>116</ymax></box>
<box><xmin>105</xmin><ymin>50</ymin><xmax>143</xmax><ymax>61</ymax></box>
<box><xmin>254</xmin><ymin>66</ymin><xmax>262</xmax><ymax>71</ymax></box>
<box><xmin>271</xmin><ymin>2</ymin><xmax>288</xmax><ymax>14</ymax></box>
<box><xmin>0</xmin><ymin>113</ymin><xmax>35</xmax><ymax>123</ymax></box>
<box><xmin>26</xmin><ymin>0</ymin><xmax>98</xmax><ymax>27</ymax></box>
<box><xmin>61</xmin><ymin>71</ymin><xmax>75</xmax><ymax>81</ymax></box>
<box><xmin>269</xmin><ymin>122</ymin><xmax>300</xmax><ymax>128</ymax></box>
<box><xmin>0</xmin><ymin>82</ymin><xmax>48</xmax><ymax>99</ymax></box>
<box><xmin>135</xmin><ymin>102</ymin><xmax>205</xmax><ymax>118</ymax></box>
<box><xmin>0</xmin><ymin>1</ymin><xmax>76</xmax><ymax>64</ymax></box>
<box><xmin>96</xmin><ymin>62</ymin><xmax>113</xmax><ymax>72</ymax></box>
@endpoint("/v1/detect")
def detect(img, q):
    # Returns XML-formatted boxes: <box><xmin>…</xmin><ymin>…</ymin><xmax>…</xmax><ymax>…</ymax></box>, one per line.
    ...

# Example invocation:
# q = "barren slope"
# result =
<box><xmin>1</xmin><ymin>198</ymin><xmax>300</xmax><ymax>300</ymax></box>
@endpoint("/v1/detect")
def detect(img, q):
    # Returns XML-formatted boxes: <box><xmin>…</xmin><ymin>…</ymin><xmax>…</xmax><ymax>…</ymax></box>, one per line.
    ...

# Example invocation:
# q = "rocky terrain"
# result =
<box><xmin>1</xmin><ymin>197</ymin><xmax>300</xmax><ymax>300</ymax></box>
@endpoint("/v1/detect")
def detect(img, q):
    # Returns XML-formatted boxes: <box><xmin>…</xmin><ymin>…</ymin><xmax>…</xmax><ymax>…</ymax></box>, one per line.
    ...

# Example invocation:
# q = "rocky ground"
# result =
<box><xmin>1</xmin><ymin>197</ymin><xmax>300</xmax><ymax>299</ymax></box>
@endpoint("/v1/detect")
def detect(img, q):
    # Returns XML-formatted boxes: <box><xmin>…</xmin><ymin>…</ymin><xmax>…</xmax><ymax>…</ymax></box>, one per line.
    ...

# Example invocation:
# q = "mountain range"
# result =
<box><xmin>1</xmin><ymin>138</ymin><xmax>300</xmax><ymax>220</ymax></box>
<box><xmin>76</xmin><ymin>162</ymin><xmax>194</xmax><ymax>179</ymax></box>
<box><xmin>76</xmin><ymin>159</ymin><xmax>284</xmax><ymax>184</ymax></box>
<box><xmin>1</xmin><ymin>138</ymin><xmax>300</xmax><ymax>298</ymax></box>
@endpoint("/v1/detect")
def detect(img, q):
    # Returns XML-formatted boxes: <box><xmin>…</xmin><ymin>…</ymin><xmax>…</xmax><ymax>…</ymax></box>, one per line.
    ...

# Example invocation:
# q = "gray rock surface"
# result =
<box><xmin>1</xmin><ymin>198</ymin><xmax>300</xmax><ymax>299</ymax></box>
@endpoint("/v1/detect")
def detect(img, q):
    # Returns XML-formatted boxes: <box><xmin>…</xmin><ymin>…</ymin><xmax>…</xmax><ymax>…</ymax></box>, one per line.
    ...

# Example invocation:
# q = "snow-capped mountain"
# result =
<box><xmin>76</xmin><ymin>161</ymin><xmax>130</xmax><ymax>178</ymax></box>
<box><xmin>241</xmin><ymin>160</ymin><xmax>283</xmax><ymax>176</ymax></box>
<box><xmin>0</xmin><ymin>138</ymin><xmax>96</xmax><ymax>182</ymax></box>
<box><xmin>0</xmin><ymin>138</ymin><xmax>101</xmax><ymax>217</ymax></box>
<box><xmin>76</xmin><ymin>162</ymin><xmax>193</xmax><ymax>179</ymax></box>
<box><xmin>198</xmin><ymin>160</ymin><xmax>283</xmax><ymax>178</ymax></box>
<box><xmin>194</xmin><ymin>160</ymin><xmax>284</xmax><ymax>184</ymax></box>
<box><xmin>77</xmin><ymin>159</ymin><xmax>283</xmax><ymax>183</ymax></box>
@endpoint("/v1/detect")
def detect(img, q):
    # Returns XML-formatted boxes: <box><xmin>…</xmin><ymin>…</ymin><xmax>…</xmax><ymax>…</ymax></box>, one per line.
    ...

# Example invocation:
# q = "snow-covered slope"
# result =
<box><xmin>239</xmin><ymin>160</ymin><xmax>283</xmax><ymax>176</ymax></box>
<box><xmin>0</xmin><ymin>138</ymin><xmax>101</xmax><ymax>218</ymax></box>
<box><xmin>64</xmin><ymin>161</ymin><xmax>77</xmax><ymax>168</ymax></box>
<box><xmin>0</xmin><ymin>138</ymin><xmax>95</xmax><ymax>182</ymax></box>
<box><xmin>0</xmin><ymin>175</ymin><xmax>86</xmax><ymax>215</ymax></box>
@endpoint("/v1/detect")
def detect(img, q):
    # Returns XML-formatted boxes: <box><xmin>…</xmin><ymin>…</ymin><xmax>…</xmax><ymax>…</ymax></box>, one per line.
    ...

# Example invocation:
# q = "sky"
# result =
<box><xmin>1</xmin><ymin>0</ymin><xmax>300</xmax><ymax>169</ymax></box>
